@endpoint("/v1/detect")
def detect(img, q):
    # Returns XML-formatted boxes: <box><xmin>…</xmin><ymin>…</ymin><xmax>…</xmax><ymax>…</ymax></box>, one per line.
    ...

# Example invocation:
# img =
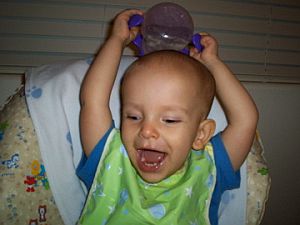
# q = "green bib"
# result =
<box><xmin>78</xmin><ymin>129</ymin><xmax>216</xmax><ymax>225</ymax></box>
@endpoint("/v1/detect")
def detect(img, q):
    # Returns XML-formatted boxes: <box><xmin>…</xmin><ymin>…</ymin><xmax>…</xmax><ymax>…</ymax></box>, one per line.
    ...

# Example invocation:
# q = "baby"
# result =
<box><xmin>77</xmin><ymin>9</ymin><xmax>258</xmax><ymax>225</ymax></box>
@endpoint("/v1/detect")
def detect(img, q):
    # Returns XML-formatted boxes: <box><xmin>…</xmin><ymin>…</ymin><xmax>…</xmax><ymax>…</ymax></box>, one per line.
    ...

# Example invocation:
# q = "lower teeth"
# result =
<box><xmin>144</xmin><ymin>162</ymin><xmax>163</xmax><ymax>169</ymax></box>
<box><xmin>145</xmin><ymin>162</ymin><xmax>158</xmax><ymax>167</ymax></box>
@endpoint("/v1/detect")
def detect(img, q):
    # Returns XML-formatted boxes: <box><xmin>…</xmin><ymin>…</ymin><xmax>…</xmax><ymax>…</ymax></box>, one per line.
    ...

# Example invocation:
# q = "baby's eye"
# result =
<box><xmin>163</xmin><ymin>118</ymin><xmax>181</xmax><ymax>124</ymax></box>
<box><xmin>127</xmin><ymin>115</ymin><xmax>141</xmax><ymax>121</ymax></box>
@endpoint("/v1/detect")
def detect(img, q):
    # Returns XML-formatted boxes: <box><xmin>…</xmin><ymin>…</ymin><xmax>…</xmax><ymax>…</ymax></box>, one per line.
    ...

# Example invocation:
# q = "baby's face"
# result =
<box><xmin>121</xmin><ymin>66</ymin><xmax>203</xmax><ymax>183</ymax></box>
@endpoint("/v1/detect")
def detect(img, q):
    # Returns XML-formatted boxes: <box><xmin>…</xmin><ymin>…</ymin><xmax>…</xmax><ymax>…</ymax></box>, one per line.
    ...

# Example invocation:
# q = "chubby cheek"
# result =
<box><xmin>121</xmin><ymin>124</ymin><xmax>136</xmax><ymax>145</ymax></box>
<box><xmin>168</xmin><ymin>133</ymin><xmax>195</xmax><ymax>164</ymax></box>
<box><xmin>169</xmin><ymin>129</ymin><xmax>196</xmax><ymax>150</ymax></box>
<box><xmin>120</xmin><ymin>126</ymin><xmax>137</xmax><ymax>160</ymax></box>
<box><xmin>170</xmin><ymin>144</ymin><xmax>191</xmax><ymax>169</ymax></box>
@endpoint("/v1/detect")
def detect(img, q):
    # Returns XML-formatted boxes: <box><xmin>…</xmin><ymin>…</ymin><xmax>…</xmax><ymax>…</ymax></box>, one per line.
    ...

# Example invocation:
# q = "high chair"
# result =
<box><xmin>0</xmin><ymin>56</ymin><xmax>270</xmax><ymax>225</ymax></box>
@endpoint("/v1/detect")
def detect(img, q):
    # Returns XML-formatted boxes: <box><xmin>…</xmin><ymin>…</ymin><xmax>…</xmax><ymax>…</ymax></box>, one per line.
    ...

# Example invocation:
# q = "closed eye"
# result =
<box><xmin>126</xmin><ymin>115</ymin><xmax>141</xmax><ymax>121</ymax></box>
<box><xmin>163</xmin><ymin>119</ymin><xmax>181</xmax><ymax>124</ymax></box>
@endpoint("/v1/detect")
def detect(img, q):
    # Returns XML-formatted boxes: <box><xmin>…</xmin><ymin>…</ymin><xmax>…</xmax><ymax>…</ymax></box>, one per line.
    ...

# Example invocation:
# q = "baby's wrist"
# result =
<box><xmin>107</xmin><ymin>36</ymin><xmax>127</xmax><ymax>49</ymax></box>
<box><xmin>202</xmin><ymin>56</ymin><xmax>222</xmax><ymax>71</ymax></box>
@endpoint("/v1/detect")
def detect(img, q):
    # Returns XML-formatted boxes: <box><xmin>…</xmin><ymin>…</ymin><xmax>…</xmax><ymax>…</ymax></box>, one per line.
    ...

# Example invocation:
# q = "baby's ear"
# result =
<box><xmin>192</xmin><ymin>119</ymin><xmax>216</xmax><ymax>150</ymax></box>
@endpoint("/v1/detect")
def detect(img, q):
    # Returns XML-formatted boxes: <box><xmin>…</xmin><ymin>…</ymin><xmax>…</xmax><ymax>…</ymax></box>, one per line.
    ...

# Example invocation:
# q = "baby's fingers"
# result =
<box><xmin>190</xmin><ymin>47</ymin><xmax>203</xmax><ymax>62</ymax></box>
<box><xmin>112</xmin><ymin>9</ymin><xmax>143</xmax><ymax>44</ymax></box>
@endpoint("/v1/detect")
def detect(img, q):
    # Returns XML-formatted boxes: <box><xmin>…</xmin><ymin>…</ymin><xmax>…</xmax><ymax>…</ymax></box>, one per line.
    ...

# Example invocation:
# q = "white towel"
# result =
<box><xmin>26</xmin><ymin>59</ymin><xmax>88</xmax><ymax>224</ymax></box>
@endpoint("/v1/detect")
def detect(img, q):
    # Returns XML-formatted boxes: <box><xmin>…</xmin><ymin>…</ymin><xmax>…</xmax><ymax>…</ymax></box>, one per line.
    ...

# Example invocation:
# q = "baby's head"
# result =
<box><xmin>120</xmin><ymin>50</ymin><xmax>216</xmax><ymax>183</ymax></box>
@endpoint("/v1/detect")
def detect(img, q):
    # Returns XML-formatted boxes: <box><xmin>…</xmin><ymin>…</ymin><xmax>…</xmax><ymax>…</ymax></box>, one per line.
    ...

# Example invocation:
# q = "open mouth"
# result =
<box><xmin>137</xmin><ymin>149</ymin><xmax>166</xmax><ymax>172</ymax></box>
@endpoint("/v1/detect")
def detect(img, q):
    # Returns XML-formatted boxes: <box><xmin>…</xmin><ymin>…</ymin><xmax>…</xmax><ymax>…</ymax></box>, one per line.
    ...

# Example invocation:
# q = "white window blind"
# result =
<box><xmin>0</xmin><ymin>0</ymin><xmax>299</xmax><ymax>83</ymax></box>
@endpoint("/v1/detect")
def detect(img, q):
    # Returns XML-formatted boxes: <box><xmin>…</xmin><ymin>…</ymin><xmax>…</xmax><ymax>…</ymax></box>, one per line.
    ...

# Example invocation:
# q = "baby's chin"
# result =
<box><xmin>137</xmin><ymin>171</ymin><xmax>169</xmax><ymax>184</ymax></box>
<box><xmin>133</xmin><ymin>165</ymin><xmax>168</xmax><ymax>184</ymax></box>
<box><xmin>134</xmin><ymin>164</ymin><xmax>178</xmax><ymax>184</ymax></box>
<box><xmin>134</xmin><ymin>159</ymin><xmax>189</xmax><ymax>184</ymax></box>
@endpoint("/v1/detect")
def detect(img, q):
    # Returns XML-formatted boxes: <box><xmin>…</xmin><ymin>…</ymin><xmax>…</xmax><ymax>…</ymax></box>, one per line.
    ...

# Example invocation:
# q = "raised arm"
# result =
<box><xmin>80</xmin><ymin>9</ymin><xmax>143</xmax><ymax>156</ymax></box>
<box><xmin>190</xmin><ymin>34</ymin><xmax>259</xmax><ymax>170</ymax></box>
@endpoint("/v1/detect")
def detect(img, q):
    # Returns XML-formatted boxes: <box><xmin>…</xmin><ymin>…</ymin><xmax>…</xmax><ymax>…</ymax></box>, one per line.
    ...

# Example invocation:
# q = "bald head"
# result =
<box><xmin>122</xmin><ymin>50</ymin><xmax>216</xmax><ymax>118</ymax></box>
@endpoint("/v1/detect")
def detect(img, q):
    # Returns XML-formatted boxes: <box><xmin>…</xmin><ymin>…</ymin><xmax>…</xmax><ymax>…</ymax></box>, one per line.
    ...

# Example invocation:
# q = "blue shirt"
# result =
<box><xmin>77</xmin><ymin>125</ymin><xmax>240</xmax><ymax>225</ymax></box>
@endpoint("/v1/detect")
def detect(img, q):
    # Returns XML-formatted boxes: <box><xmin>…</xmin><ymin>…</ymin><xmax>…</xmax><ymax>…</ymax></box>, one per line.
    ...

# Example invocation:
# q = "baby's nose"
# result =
<box><xmin>139</xmin><ymin>122</ymin><xmax>159</xmax><ymax>139</ymax></box>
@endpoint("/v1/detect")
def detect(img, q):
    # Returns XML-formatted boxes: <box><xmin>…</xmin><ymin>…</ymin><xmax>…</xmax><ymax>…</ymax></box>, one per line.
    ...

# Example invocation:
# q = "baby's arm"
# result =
<box><xmin>190</xmin><ymin>34</ymin><xmax>259</xmax><ymax>170</ymax></box>
<box><xmin>80</xmin><ymin>9</ymin><xmax>143</xmax><ymax>156</ymax></box>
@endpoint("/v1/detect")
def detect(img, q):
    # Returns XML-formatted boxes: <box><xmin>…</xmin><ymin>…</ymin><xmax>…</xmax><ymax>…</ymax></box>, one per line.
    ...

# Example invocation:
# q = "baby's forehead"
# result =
<box><xmin>122</xmin><ymin>69</ymin><xmax>209</xmax><ymax>110</ymax></box>
<box><xmin>125</xmin><ymin>54</ymin><xmax>201</xmax><ymax>79</ymax></box>
<box><xmin>122</xmin><ymin>50</ymin><xmax>214</xmax><ymax>93</ymax></box>
<box><xmin>123</xmin><ymin>66</ymin><xmax>199</xmax><ymax>92</ymax></box>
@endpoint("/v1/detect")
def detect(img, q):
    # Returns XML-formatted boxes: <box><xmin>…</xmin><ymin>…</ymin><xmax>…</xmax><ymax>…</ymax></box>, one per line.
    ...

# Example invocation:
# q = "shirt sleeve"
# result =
<box><xmin>209</xmin><ymin>132</ymin><xmax>241</xmax><ymax>225</ymax></box>
<box><xmin>76</xmin><ymin>123</ymin><xmax>114</xmax><ymax>190</ymax></box>
<box><xmin>212</xmin><ymin>132</ymin><xmax>241</xmax><ymax>190</ymax></box>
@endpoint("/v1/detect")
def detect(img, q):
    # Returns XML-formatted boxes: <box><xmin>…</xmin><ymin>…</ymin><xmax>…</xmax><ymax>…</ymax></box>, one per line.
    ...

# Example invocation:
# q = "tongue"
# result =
<box><xmin>141</xmin><ymin>150</ymin><xmax>165</xmax><ymax>163</ymax></box>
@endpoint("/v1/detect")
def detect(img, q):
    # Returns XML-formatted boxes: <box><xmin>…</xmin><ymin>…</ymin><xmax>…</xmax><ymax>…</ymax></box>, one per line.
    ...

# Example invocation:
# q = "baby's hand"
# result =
<box><xmin>190</xmin><ymin>33</ymin><xmax>220</xmax><ymax>69</ymax></box>
<box><xmin>111</xmin><ymin>9</ymin><xmax>143</xmax><ymax>47</ymax></box>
